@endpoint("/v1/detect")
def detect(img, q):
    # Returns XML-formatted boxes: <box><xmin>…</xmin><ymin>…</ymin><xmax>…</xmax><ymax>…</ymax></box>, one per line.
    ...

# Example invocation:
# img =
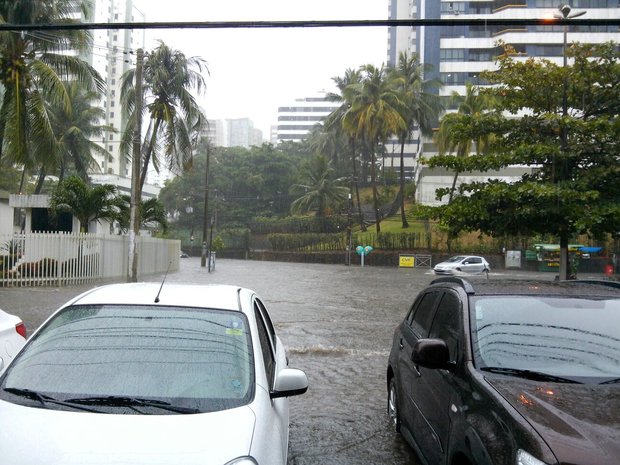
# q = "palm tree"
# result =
<box><xmin>0</xmin><ymin>0</ymin><xmax>104</xmax><ymax>191</ymax></box>
<box><xmin>435</xmin><ymin>82</ymin><xmax>494</xmax><ymax>203</ymax></box>
<box><xmin>290</xmin><ymin>154</ymin><xmax>349</xmax><ymax>228</ymax></box>
<box><xmin>115</xmin><ymin>195</ymin><xmax>168</xmax><ymax>234</ymax></box>
<box><xmin>120</xmin><ymin>41</ymin><xmax>207</xmax><ymax>193</ymax></box>
<box><xmin>49</xmin><ymin>176</ymin><xmax>119</xmax><ymax>233</ymax></box>
<box><xmin>391</xmin><ymin>52</ymin><xmax>443</xmax><ymax>227</ymax></box>
<box><xmin>324</xmin><ymin>68</ymin><xmax>367</xmax><ymax>230</ymax></box>
<box><xmin>343</xmin><ymin>64</ymin><xmax>407</xmax><ymax>233</ymax></box>
<box><xmin>40</xmin><ymin>81</ymin><xmax>115</xmax><ymax>190</ymax></box>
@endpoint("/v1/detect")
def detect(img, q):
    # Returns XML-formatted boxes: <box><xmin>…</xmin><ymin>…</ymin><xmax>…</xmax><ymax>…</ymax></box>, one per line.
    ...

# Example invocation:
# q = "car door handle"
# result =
<box><xmin>414</xmin><ymin>365</ymin><xmax>421</xmax><ymax>377</ymax></box>
<box><xmin>399</xmin><ymin>338</ymin><xmax>404</xmax><ymax>350</ymax></box>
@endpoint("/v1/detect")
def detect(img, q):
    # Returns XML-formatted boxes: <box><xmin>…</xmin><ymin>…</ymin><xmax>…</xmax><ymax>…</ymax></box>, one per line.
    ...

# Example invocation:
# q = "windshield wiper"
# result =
<box><xmin>3</xmin><ymin>387</ymin><xmax>102</xmax><ymax>412</ymax></box>
<box><xmin>64</xmin><ymin>395</ymin><xmax>201</xmax><ymax>414</ymax></box>
<box><xmin>599</xmin><ymin>377</ymin><xmax>620</xmax><ymax>385</ymax></box>
<box><xmin>480</xmin><ymin>367</ymin><xmax>582</xmax><ymax>384</ymax></box>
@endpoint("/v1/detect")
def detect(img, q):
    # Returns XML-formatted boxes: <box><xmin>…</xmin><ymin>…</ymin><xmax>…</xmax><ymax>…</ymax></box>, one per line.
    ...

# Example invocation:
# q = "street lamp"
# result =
<box><xmin>553</xmin><ymin>4</ymin><xmax>586</xmax><ymax>280</ymax></box>
<box><xmin>346</xmin><ymin>193</ymin><xmax>352</xmax><ymax>266</ymax></box>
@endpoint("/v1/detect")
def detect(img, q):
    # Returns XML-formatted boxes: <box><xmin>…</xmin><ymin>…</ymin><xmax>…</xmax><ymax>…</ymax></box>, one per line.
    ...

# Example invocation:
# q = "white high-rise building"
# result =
<box><xmin>390</xmin><ymin>1</ymin><xmax>620</xmax><ymax>101</ymax></box>
<box><xmin>276</xmin><ymin>92</ymin><xmax>340</xmax><ymax>143</ymax></box>
<box><xmin>205</xmin><ymin>119</ymin><xmax>264</xmax><ymax>148</ymax></box>
<box><xmin>387</xmin><ymin>1</ymin><xmax>620</xmax><ymax>204</ymax></box>
<box><xmin>82</xmin><ymin>0</ymin><xmax>145</xmax><ymax>178</ymax></box>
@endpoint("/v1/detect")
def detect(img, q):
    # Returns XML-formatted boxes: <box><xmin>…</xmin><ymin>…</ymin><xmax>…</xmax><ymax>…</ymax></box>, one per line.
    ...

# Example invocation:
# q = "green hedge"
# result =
<box><xmin>267</xmin><ymin>231</ymin><xmax>423</xmax><ymax>252</ymax></box>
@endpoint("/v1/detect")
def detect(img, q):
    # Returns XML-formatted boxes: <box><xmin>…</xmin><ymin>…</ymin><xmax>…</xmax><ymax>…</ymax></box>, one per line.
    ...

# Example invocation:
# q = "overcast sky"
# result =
<box><xmin>132</xmin><ymin>0</ymin><xmax>389</xmax><ymax>137</ymax></box>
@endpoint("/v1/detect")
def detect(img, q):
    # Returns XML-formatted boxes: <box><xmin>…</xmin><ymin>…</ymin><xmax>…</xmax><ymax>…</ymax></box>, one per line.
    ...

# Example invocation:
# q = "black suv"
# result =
<box><xmin>386</xmin><ymin>277</ymin><xmax>620</xmax><ymax>465</ymax></box>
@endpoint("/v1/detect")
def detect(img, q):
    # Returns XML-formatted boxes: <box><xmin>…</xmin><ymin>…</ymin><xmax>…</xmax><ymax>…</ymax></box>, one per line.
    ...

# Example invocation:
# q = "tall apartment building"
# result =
<box><xmin>276</xmin><ymin>92</ymin><xmax>340</xmax><ymax>143</ymax></box>
<box><xmin>387</xmin><ymin>0</ymin><xmax>620</xmax><ymax>204</ymax></box>
<box><xmin>82</xmin><ymin>0</ymin><xmax>145</xmax><ymax>178</ymax></box>
<box><xmin>205</xmin><ymin>119</ymin><xmax>264</xmax><ymax>148</ymax></box>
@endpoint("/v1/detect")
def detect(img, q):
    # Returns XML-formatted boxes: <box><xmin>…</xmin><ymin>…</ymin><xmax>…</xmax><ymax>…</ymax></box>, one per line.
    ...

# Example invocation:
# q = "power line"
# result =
<box><xmin>1</xmin><ymin>18</ymin><xmax>620</xmax><ymax>32</ymax></box>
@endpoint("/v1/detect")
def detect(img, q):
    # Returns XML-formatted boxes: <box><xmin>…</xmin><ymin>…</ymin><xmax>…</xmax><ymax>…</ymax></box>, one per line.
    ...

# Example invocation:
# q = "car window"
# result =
<box><xmin>429</xmin><ymin>291</ymin><xmax>461</xmax><ymax>363</ymax></box>
<box><xmin>254</xmin><ymin>298</ymin><xmax>276</xmax><ymax>352</ymax></box>
<box><xmin>0</xmin><ymin>304</ymin><xmax>254</xmax><ymax>413</ymax></box>
<box><xmin>468</xmin><ymin>257</ymin><xmax>481</xmax><ymax>264</ymax></box>
<box><xmin>470</xmin><ymin>295</ymin><xmax>620</xmax><ymax>380</ymax></box>
<box><xmin>409</xmin><ymin>291</ymin><xmax>440</xmax><ymax>337</ymax></box>
<box><xmin>254</xmin><ymin>301</ymin><xmax>276</xmax><ymax>388</ymax></box>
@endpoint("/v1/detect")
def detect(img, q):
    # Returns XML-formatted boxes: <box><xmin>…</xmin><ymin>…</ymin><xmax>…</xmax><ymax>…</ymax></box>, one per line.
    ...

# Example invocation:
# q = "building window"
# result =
<box><xmin>440</xmin><ymin>49</ymin><xmax>465</xmax><ymax>61</ymax></box>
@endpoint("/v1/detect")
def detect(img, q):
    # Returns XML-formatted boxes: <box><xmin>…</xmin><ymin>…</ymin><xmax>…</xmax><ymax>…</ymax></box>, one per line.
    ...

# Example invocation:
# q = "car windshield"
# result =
<box><xmin>470</xmin><ymin>296</ymin><xmax>620</xmax><ymax>381</ymax></box>
<box><xmin>446</xmin><ymin>256</ymin><xmax>466</xmax><ymax>263</ymax></box>
<box><xmin>0</xmin><ymin>304</ymin><xmax>254</xmax><ymax>414</ymax></box>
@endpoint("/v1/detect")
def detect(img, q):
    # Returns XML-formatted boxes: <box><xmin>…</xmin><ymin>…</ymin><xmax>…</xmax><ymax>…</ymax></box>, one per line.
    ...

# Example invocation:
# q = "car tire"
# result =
<box><xmin>387</xmin><ymin>378</ymin><xmax>401</xmax><ymax>433</ymax></box>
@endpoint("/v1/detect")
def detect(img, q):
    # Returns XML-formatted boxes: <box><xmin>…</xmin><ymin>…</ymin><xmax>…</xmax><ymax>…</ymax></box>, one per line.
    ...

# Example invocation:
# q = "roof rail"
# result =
<box><xmin>430</xmin><ymin>277</ymin><xmax>476</xmax><ymax>294</ymax></box>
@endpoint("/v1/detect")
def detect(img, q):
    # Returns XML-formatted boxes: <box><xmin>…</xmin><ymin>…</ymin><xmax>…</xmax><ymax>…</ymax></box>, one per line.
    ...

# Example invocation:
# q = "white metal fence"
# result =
<box><xmin>0</xmin><ymin>232</ymin><xmax>180</xmax><ymax>287</ymax></box>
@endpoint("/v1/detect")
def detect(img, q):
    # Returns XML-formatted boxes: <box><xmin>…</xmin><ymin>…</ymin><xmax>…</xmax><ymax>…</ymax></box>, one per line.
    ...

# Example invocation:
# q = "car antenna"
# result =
<box><xmin>154</xmin><ymin>260</ymin><xmax>173</xmax><ymax>303</ymax></box>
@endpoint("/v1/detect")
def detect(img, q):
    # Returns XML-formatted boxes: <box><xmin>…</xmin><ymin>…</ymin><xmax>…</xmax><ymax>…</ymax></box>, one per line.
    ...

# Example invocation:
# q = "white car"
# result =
<box><xmin>0</xmin><ymin>309</ymin><xmax>26</xmax><ymax>374</ymax></box>
<box><xmin>0</xmin><ymin>283</ymin><xmax>308</xmax><ymax>465</ymax></box>
<box><xmin>433</xmin><ymin>255</ymin><xmax>490</xmax><ymax>275</ymax></box>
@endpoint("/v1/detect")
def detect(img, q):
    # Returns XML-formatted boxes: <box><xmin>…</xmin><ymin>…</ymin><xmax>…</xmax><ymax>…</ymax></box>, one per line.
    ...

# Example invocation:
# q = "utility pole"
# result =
<box><xmin>128</xmin><ymin>48</ymin><xmax>143</xmax><ymax>282</ymax></box>
<box><xmin>554</xmin><ymin>4</ymin><xmax>586</xmax><ymax>280</ymax></box>
<box><xmin>201</xmin><ymin>141</ymin><xmax>210</xmax><ymax>267</ymax></box>
<box><xmin>346</xmin><ymin>192</ymin><xmax>352</xmax><ymax>266</ymax></box>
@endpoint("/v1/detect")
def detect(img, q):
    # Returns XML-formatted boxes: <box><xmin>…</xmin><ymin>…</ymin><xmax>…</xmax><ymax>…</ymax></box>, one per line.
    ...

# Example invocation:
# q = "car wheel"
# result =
<box><xmin>387</xmin><ymin>378</ymin><xmax>401</xmax><ymax>433</ymax></box>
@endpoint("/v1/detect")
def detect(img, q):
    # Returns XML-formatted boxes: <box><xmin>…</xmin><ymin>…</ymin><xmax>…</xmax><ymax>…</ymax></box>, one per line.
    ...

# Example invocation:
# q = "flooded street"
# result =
<box><xmin>206</xmin><ymin>260</ymin><xmax>430</xmax><ymax>465</ymax></box>
<box><xmin>1</xmin><ymin>258</ymin><xmax>560</xmax><ymax>465</ymax></box>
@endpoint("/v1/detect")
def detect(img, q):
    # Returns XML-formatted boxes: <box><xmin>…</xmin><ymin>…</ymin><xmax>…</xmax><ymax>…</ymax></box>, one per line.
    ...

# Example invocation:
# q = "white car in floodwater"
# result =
<box><xmin>0</xmin><ymin>282</ymin><xmax>308</xmax><ymax>465</ymax></box>
<box><xmin>433</xmin><ymin>255</ymin><xmax>490</xmax><ymax>275</ymax></box>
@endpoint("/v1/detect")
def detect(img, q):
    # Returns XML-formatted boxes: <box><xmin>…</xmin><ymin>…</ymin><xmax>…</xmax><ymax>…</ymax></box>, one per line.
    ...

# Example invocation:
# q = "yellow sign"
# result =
<box><xmin>399</xmin><ymin>255</ymin><xmax>415</xmax><ymax>268</ymax></box>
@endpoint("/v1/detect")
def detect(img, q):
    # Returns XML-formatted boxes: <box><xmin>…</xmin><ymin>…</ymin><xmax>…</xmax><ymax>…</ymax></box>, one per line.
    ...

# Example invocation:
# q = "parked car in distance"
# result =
<box><xmin>387</xmin><ymin>277</ymin><xmax>620</xmax><ymax>465</ymax></box>
<box><xmin>433</xmin><ymin>255</ymin><xmax>490</xmax><ymax>275</ymax></box>
<box><xmin>0</xmin><ymin>282</ymin><xmax>308</xmax><ymax>465</ymax></box>
<box><xmin>0</xmin><ymin>309</ymin><xmax>26</xmax><ymax>374</ymax></box>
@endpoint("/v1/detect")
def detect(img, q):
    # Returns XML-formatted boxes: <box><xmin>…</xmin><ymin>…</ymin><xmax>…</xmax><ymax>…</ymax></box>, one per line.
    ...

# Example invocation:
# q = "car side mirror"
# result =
<box><xmin>270</xmin><ymin>368</ymin><xmax>309</xmax><ymax>399</ymax></box>
<box><xmin>412</xmin><ymin>339</ymin><xmax>454</xmax><ymax>371</ymax></box>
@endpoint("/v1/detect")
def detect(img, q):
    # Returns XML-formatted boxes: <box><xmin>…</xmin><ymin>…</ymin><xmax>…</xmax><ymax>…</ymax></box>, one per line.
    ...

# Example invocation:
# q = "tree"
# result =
<box><xmin>0</xmin><ymin>0</ymin><xmax>104</xmax><ymax>191</ymax></box>
<box><xmin>290</xmin><ymin>154</ymin><xmax>349</xmax><ymax>226</ymax></box>
<box><xmin>390</xmin><ymin>52</ymin><xmax>443</xmax><ymax>228</ymax></box>
<box><xmin>325</xmin><ymin>68</ymin><xmax>367</xmax><ymax>230</ymax></box>
<box><xmin>425</xmin><ymin>43</ymin><xmax>620</xmax><ymax>279</ymax></box>
<box><xmin>343</xmin><ymin>64</ymin><xmax>407</xmax><ymax>233</ymax></box>
<box><xmin>45</xmin><ymin>81</ymin><xmax>114</xmax><ymax>187</ymax></box>
<box><xmin>116</xmin><ymin>195</ymin><xmax>168</xmax><ymax>234</ymax></box>
<box><xmin>49</xmin><ymin>176</ymin><xmax>119</xmax><ymax>233</ymax></box>
<box><xmin>434</xmin><ymin>82</ymin><xmax>495</xmax><ymax>204</ymax></box>
<box><xmin>120</xmin><ymin>41</ymin><xmax>207</xmax><ymax>193</ymax></box>
<box><xmin>158</xmin><ymin>142</ymin><xmax>304</xmax><ymax>230</ymax></box>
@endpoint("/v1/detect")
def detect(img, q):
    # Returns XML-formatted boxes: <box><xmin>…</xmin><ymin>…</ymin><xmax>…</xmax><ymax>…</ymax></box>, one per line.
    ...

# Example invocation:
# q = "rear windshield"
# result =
<box><xmin>0</xmin><ymin>304</ymin><xmax>254</xmax><ymax>413</ymax></box>
<box><xmin>470</xmin><ymin>295</ymin><xmax>620</xmax><ymax>381</ymax></box>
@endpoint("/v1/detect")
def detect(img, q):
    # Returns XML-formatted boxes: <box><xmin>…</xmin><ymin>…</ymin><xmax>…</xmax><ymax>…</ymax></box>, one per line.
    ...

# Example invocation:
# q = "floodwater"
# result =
<box><xmin>0</xmin><ymin>258</ymin><xmax>560</xmax><ymax>465</ymax></box>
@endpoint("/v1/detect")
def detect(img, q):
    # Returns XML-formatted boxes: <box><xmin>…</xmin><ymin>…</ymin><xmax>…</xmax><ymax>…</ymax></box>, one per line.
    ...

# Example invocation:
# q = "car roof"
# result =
<box><xmin>65</xmin><ymin>282</ymin><xmax>248</xmax><ymax>312</ymax></box>
<box><xmin>430</xmin><ymin>277</ymin><xmax>620</xmax><ymax>298</ymax></box>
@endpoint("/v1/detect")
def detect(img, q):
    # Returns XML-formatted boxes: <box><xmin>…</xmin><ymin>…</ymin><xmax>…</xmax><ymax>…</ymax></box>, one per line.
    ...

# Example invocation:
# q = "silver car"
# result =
<box><xmin>0</xmin><ymin>309</ymin><xmax>27</xmax><ymax>374</ymax></box>
<box><xmin>433</xmin><ymin>255</ymin><xmax>490</xmax><ymax>275</ymax></box>
<box><xmin>0</xmin><ymin>283</ymin><xmax>308</xmax><ymax>465</ymax></box>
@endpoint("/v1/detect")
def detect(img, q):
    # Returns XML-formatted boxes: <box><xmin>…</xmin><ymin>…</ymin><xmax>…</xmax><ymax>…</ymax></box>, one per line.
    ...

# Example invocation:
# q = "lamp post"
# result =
<box><xmin>346</xmin><ymin>193</ymin><xmax>352</xmax><ymax>266</ymax></box>
<box><xmin>554</xmin><ymin>4</ymin><xmax>586</xmax><ymax>280</ymax></box>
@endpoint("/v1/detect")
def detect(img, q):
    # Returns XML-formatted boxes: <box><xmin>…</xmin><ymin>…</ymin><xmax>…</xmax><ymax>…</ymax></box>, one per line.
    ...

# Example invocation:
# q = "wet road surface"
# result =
<box><xmin>0</xmin><ymin>258</ymin><xmax>566</xmax><ymax>465</ymax></box>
